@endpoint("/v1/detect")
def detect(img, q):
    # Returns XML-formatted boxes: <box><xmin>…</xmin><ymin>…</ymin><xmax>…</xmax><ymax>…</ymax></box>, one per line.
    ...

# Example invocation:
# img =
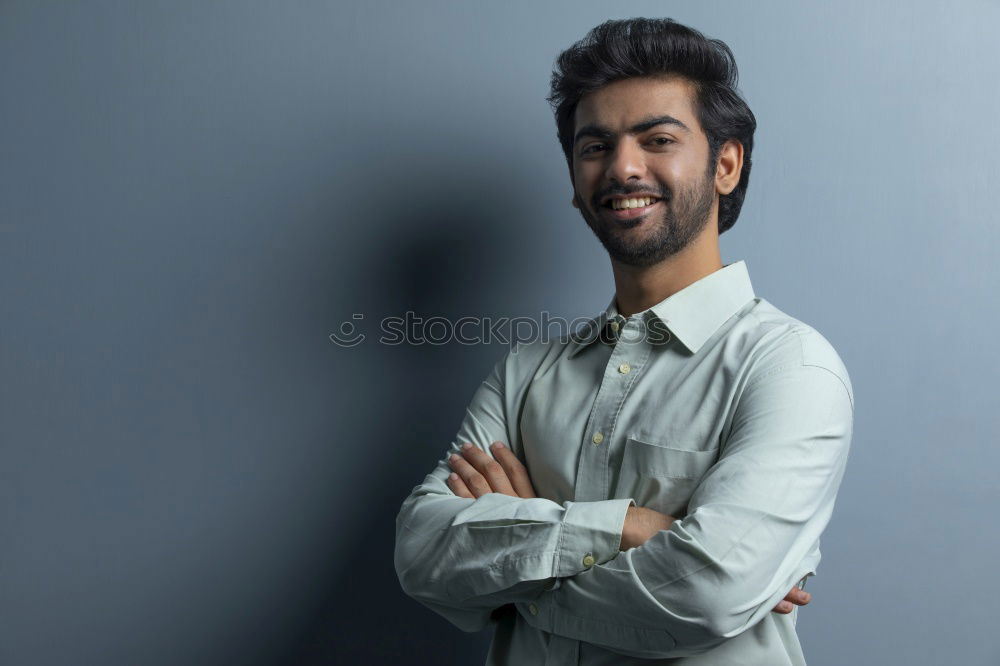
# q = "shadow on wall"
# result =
<box><xmin>291</xmin><ymin>191</ymin><xmax>527</xmax><ymax>665</ymax></box>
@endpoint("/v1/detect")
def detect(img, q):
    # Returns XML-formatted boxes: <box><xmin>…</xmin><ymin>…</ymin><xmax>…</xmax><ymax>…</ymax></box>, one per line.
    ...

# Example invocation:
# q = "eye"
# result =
<box><xmin>581</xmin><ymin>143</ymin><xmax>608</xmax><ymax>155</ymax></box>
<box><xmin>651</xmin><ymin>137</ymin><xmax>675</xmax><ymax>146</ymax></box>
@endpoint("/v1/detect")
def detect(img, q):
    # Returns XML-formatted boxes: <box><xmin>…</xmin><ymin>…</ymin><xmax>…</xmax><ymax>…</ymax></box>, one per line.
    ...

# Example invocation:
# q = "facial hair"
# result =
<box><xmin>576</xmin><ymin>163</ymin><xmax>716</xmax><ymax>268</ymax></box>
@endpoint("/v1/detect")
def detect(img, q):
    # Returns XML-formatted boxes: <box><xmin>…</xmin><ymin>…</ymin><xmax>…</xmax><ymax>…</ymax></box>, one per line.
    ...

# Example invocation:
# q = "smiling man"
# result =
<box><xmin>394</xmin><ymin>18</ymin><xmax>854</xmax><ymax>666</ymax></box>
<box><xmin>572</xmin><ymin>82</ymin><xmax>719</xmax><ymax>271</ymax></box>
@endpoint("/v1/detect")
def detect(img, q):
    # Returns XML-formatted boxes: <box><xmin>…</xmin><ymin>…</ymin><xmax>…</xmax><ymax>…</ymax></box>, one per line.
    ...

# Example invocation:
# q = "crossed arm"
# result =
<box><xmin>446</xmin><ymin>440</ymin><xmax>812</xmax><ymax>616</ymax></box>
<box><xmin>395</xmin><ymin>350</ymin><xmax>852</xmax><ymax>658</ymax></box>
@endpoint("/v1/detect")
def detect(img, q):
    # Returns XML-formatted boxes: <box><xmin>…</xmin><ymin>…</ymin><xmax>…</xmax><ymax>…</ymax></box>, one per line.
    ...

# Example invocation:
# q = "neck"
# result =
<box><xmin>610</xmin><ymin>232</ymin><xmax>724</xmax><ymax>318</ymax></box>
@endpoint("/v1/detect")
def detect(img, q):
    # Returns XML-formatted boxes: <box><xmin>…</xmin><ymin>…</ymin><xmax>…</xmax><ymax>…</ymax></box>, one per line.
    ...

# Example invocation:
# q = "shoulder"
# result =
<box><xmin>734</xmin><ymin>298</ymin><xmax>854</xmax><ymax>409</ymax></box>
<box><xmin>488</xmin><ymin>335</ymin><xmax>569</xmax><ymax>386</ymax></box>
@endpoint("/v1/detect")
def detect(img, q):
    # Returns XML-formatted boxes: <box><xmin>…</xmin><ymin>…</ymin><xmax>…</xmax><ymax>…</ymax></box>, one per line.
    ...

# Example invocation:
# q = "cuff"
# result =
<box><xmin>553</xmin><ymin>498</ymin><xmax>634</xmax><ymax>578</ymax></box>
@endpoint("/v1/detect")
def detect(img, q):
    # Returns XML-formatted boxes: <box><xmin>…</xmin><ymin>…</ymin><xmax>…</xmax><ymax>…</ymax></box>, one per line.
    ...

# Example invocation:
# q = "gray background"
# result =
<box><xmin>2</xmin><ymin>1</ymin><xmax>997</xmax><ymax>664</ymax></box>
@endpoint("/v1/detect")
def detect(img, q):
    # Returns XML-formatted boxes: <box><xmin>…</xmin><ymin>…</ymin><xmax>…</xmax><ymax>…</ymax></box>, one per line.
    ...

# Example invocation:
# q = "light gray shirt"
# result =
<box><xmin>394</xmin><ymin>260</ymin><xmax>855</xmax><ymax>665</ymax></box>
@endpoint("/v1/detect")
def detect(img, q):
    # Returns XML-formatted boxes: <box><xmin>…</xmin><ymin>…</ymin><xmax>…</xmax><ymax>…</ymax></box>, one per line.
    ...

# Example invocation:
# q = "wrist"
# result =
<box><xmin>619</xmin><ymin>506</ymin><xmax>639</xmax><ymax>550</ymax></box>
<box><xmin>619</xmin><ymin>506</ymin><xmax>675</xmax><ymax>551</ymax></box>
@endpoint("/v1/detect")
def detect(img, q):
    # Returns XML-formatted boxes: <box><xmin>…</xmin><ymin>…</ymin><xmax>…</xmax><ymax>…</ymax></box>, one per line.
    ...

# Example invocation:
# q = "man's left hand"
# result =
<box><xmin>447</xmin><ymin>441</ymin><xmax>537</xmax><ymax>498</ymax></box>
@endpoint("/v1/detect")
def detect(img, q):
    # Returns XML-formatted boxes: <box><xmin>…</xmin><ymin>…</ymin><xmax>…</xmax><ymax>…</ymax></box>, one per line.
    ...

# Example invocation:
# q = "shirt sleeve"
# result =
<box><xmin>393</xmin><ymin>346</ymin><xmax>635</xmax><ymax>633</ymax></box>
<box><xmin>518</xmin><ymin>361</ymin><xmax>854</xmax><ymax>659</ymax></box>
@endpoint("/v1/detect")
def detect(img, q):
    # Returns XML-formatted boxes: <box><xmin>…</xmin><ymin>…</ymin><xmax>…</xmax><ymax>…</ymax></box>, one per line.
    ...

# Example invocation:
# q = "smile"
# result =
<box><xmin>606</xmin><ymin>196</ymin><xmax>659</xmax><ymax>210</ymax></box>
<box><xmin>601</xmin><ymin>197</ymin><xmax>662</xmax><ymax>221</ymax></box>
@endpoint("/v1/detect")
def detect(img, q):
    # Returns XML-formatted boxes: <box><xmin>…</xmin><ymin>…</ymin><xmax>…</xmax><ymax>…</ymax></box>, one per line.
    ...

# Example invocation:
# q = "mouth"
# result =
<box><xmin>600</xmin><ymin>196</ymin><xmax>662</xmax><ymax>222</ymax></box>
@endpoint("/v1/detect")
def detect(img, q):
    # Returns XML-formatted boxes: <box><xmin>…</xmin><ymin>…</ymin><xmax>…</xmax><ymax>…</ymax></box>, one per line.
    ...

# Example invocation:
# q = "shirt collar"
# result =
<box><xmin>568</xmin><ymin>260</ymin><xmax>756</xmax><ymax>357</ymax></box>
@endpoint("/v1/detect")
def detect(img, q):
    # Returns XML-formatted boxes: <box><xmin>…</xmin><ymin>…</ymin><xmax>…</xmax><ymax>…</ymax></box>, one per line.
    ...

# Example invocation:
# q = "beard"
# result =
<box><xmin>576</xmin><ymin>166</ymin><xmax>716</xmax><ymax>268</ymax></box>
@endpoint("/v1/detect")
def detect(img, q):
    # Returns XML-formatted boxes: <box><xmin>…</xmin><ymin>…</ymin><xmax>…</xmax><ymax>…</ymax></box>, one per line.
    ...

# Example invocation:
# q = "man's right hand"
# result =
<box><xmin>620</xmin><ymin>505</ymin><xmax>812</xmax><ymax>615</ymax></box>
<box><xmin>773</xmin><ymin>586</ymin><xmax>811</xmax><ymax>614</ymax></box>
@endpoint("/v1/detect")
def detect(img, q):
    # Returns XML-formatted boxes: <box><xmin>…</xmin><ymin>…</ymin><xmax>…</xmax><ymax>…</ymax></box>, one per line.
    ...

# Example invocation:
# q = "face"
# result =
<box><xmin>570</xmin><ymin>76</ymin><xmax>718</xmax><ymax>268</ymax></box>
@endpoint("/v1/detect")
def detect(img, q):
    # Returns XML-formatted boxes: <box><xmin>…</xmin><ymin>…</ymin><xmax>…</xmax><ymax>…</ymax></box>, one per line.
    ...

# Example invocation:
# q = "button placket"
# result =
<box><xmin>574</xmin><ymin>316</ymin><xmax>652</xmax><ymax>501</ymax></box>
<box><xmin>575</xmin><ymin>347</ymin><xmax>624</xmax><ymax>500</ymax></box>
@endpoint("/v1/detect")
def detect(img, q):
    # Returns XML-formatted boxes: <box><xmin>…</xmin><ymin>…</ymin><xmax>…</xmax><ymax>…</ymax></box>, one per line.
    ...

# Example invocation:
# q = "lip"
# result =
<box><xmin>601</xmin><ymin>199</ymin><xmax>662</xmax><ymax>221</ymax></box>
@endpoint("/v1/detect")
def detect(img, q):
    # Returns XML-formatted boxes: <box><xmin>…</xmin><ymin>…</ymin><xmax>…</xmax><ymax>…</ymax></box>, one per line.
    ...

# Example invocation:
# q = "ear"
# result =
<box><xmin>715</xmin><ymin>139</ymin><xmax>744</xmax><ymax>196</ymax></box>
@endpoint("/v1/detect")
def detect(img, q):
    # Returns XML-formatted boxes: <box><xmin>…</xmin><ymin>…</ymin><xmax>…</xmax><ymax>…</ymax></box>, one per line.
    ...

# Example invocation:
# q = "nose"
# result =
<box><xmin>604</xmin><ymin>138</ymin><xmax>647</xmax><ymax>183</ymax></box>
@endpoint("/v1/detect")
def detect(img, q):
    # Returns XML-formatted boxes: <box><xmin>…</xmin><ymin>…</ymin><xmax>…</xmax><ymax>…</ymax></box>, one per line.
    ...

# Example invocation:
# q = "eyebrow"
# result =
<box><xmin>573</xmin><ymin>115</ymin><xmax>692</xmax><ymax>146</ymax></box>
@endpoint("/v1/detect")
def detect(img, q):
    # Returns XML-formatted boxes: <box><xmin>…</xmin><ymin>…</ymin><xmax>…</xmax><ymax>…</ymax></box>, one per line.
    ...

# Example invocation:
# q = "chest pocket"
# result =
<box><xmin>615</xmin><ymin>437</ymin><xmax>719</xmax><ymax>517</ymax></box>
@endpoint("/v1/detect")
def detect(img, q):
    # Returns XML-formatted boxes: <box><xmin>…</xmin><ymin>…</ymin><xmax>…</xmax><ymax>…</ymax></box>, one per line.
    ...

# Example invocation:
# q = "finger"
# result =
<box><xmin>489</xmin><ymin>442</ymin><xmax>537</xmax><ymax>498</ymax></box>
<box><xmin>773</xmin><ymin>585</ymin><xmax>812</xmax><ymax>613</ymax></box>
<box><xmin>446</xmin><ymin>472</ymin><xmax>474</xmax><ymax>499</ymax></box>
<box><xmin>784</xmin><ymin>587</ymin><xmax>812</xmax><ymax>606</ymax></box>
<box><xmin>448</xmin><ymin>452</ymin><xmax>493</xmax><ymax>497</ymax></box>
<box><xmin>772</xmin><ymin>601</ymin><xmax>795</xmax><ymax>614</ymax></box>
<box><xmin>459</xmin><ymin>443</ymin><xmax>516</xmax><ymax>496</ymax></box>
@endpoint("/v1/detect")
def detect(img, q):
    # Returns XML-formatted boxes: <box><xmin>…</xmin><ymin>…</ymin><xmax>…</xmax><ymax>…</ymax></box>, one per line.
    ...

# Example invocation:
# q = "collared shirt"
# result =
<box><xmin>394</xmin><ymin>260</ymin><xmax>855</xmax><ymax>665</ymax></box>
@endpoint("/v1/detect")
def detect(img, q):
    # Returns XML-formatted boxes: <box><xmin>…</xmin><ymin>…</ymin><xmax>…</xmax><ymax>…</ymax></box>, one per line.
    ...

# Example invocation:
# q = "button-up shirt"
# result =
<box><xmin>394</xmin><ymin>260</ymin><xmax>854</xmax><ymax>665</ymax></box>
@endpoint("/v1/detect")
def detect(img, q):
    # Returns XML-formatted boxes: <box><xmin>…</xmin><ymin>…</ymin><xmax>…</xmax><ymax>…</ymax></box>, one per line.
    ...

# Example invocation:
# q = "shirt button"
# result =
<box><xmin>618</xmin><ymin>363</ymin><xmax>631</xmax><ymax>374</ymax></box>
<box><xmin>592</xmin><ymin>432</ymin><xmax>604</xmax><ymax>445</ymax></box>
<box><xmin>582</xmin><ymin>554</ymin><xmax>595</xmax><ymax>567</ymax></box>
<box><xmin>609</xmin><ymin>321</ymin><xmax>620</xmax><ymax>333</ymax></box>
<box><xmin>529</xmin><ymin>603</ymin><xmax>539</xmax><ymax>616</ymax></box>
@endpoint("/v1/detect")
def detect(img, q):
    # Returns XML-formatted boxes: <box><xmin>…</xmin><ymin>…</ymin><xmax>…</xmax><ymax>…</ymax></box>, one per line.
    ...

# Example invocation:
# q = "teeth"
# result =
<box><xmin>610</xmin><ymin>196</ymin><xmax>656</xmax><ymax>210</ymax></box>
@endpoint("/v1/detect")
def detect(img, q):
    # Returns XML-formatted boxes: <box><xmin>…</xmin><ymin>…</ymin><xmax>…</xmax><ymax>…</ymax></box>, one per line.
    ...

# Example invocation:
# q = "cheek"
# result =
<box><xmin>659</xmin><ymin>159</ymin><xmax>703</xmax><ymax>194</ymax></box>
<box><xmin>572</xmin><ymin>166</ymin><xmax>600</xmax><ymax>198</ymax></box>
<box><xmin>655</xmin><ymin>156</ymin><xmax>689</xmax><ymax>183</ymax></box>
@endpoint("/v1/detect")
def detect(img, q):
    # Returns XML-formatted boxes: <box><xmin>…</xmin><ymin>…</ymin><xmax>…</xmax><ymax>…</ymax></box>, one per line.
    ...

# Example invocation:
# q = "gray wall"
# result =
<box><xmin>2</xmin><ymin>1</ymin><xmax>997</xmax><ymax>664</ymax></box>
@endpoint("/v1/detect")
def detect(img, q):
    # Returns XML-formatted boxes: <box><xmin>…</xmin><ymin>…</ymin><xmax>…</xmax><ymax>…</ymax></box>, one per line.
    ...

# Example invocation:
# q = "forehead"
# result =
<box><xmin>574</xmin><ymin>75</ymin><xmax>702</xmax><ymax>134</ymax></box>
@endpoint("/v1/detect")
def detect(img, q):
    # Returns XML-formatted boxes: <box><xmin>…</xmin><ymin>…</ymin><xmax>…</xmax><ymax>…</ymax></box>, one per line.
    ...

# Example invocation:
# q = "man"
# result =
<box><xmin>394</xmin><ymin>17</ymin><xmax>853</xmax><ymax>666</ymax></box>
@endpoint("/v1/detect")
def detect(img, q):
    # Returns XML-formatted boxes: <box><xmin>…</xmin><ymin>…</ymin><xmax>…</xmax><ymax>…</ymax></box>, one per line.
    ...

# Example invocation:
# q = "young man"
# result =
<box><xmin>394</xmin><ymin>18</ymin><xmax>853</xmax><ymax>665</ymax></box>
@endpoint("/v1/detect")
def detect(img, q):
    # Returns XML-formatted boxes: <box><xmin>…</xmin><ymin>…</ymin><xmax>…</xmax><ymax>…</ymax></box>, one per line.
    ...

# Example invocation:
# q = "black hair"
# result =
<box><xmin>547</xmin><ymin>18</ymin><xmax>756</xmax><ymax>234</ymax></box>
